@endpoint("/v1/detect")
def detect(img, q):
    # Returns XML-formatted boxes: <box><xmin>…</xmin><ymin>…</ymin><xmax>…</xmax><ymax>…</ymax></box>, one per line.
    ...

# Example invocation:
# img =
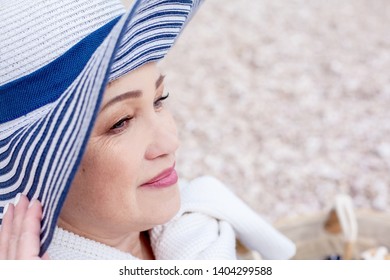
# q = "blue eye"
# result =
<box><xmin>154</xmin><ymin>92</ymin><xmax>169</xmax><ymax>109</ymax></box>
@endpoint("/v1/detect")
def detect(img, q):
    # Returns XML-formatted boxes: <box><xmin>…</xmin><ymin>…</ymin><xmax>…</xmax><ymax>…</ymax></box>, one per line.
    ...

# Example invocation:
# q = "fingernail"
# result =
<box><xmin>3</xmin><ymin>203</ymin><xmax>10</xmax><ymax>215</ymax></box>
<box><xmin>14</xmin><ymin>193</ymin><xmax>22</xmax><ymax>206</ymax></box>
<box><xmin>28</xmin><ymin>199</ymin><xmax>37</xmax><ymax>208</ymax></box>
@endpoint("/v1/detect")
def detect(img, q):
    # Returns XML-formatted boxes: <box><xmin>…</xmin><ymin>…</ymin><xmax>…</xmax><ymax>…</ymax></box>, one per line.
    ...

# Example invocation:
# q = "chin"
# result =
<box><xmin>142</xmin><ymin>184</ymin><xmax>181</xmax><ymax>227</ymax></box>
<box><xmin>156</xmin><ymin>194</ymin><xmax>181</xmax><ymax>225</ymax></box>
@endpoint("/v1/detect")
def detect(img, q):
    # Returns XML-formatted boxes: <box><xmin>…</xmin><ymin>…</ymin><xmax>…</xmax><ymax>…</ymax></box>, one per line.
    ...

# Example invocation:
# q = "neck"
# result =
<box><xmin>57</xmin><ymin>218</ymin><xmax>155</xmax><ymax>259</ymax></box>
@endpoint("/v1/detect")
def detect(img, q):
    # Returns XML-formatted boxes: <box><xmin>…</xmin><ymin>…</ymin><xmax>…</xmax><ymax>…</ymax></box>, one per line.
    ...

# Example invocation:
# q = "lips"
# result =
<box><xmin>140</xmin><ymin>165</ymin><xmax>178</xmax><ymax>188</ymax></box>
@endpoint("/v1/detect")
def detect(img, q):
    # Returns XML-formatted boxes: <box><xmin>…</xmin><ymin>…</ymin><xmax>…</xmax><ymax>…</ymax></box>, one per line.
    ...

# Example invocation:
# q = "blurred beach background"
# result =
<box><xmin>129</xmin><ymin>0</ymin><xmax>390</xmax><ymax>222</ymax></box>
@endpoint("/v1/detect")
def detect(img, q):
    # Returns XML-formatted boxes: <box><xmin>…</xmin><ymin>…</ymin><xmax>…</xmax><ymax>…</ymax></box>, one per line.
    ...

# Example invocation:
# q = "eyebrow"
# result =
<box><xmin>100</xmin><ymin>75</ymin><xmax>165</xmax><ymax>112</ymax></box>
<box><xmin>100</xmin><ymin>90</ymin><xmax>142</xmax><ymax>112</ymax></box>
<box><xmin>155</xmin><ymin>74</ymin><xmax>165</xmax><ymax>89</ymax></box>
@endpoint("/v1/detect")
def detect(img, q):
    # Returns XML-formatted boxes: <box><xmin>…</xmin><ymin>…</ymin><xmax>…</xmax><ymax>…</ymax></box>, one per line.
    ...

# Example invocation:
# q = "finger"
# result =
<box><xmin>41</xmin><ymin>252</ymin><xmax>50</xmax><ymax>260</ymax></box>
<box><xmin>16</xmin><ymin>199</ymin><xmax>44</xmax><ymax>260</ymax></box>
<box><xmin>0</xmin><ymin>203</ymin><xmax>15</xmax><ymax>259</ymax></box>
<box><xmin>8</xmin><ymin>194</ymin><xmax>29</xmax><ymax>259</ymax></box>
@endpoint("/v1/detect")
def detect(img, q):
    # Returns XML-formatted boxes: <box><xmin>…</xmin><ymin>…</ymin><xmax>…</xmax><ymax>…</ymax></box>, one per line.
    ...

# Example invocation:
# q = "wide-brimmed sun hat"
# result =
<box><xmin>0</xmin><ymin>0</ymin><xmax>202</xmax><ymax>256</ymax></box>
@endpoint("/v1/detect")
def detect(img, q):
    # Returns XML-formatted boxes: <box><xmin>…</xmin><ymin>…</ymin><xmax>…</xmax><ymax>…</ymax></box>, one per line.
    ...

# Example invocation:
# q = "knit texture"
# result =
<box><xmin>48</xmin><ymin>177</ymin><xmax>296</xmax><ymax>259</ymax></box>
<box><xmin>48</xmin><ymin>227</ymin><xmax>137</xmax><ymax>260</ymax></box>
<box><xmin>151</xmin><ymin>176</ymin><xmax>296</xmax><ymax>259</ymax></box>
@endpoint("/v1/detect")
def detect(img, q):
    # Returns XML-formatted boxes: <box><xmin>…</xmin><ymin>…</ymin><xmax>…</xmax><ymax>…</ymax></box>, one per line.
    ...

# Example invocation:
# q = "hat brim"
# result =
<box><xmin>0</xmin><ymin>0</ymin><xmax>201</xmax><ymax>256</ymax></box>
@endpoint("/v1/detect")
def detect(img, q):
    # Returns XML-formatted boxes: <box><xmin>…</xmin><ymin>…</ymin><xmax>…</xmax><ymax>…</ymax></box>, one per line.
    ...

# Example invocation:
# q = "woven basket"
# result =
<box><xmin>274</xmin><ymin>210</ymin><xmax>390</xmax><ymax>260</ymax></box>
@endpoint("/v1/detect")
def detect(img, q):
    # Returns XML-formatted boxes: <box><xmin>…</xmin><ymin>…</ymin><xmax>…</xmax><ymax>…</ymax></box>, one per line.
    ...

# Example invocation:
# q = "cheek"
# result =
<box><xmin>84</xmin><ymin>138</ymin><xmax>142</xmax><ymax>185</ymax></box>
<box><xmin>69</xmin><ymin>139</ymin><xmax>143</xmax><ymax>215</ymax></box>
<box><xmin>164</xmin><ymin>111</ymin><xmax>178</xmax><ymax>133</ymax></box>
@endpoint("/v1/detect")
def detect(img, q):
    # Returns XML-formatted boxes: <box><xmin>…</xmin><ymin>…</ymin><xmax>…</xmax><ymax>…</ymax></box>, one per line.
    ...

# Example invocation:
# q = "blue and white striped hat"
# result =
<box><xmin>0</xmin><ymin>0</ymin><xmax>201</xmax><ymax>255</ymax></box>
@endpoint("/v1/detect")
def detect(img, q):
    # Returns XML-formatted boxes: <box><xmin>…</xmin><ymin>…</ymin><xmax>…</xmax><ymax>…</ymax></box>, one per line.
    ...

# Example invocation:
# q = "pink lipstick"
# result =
<box><xmin>141</xmin><ymin>165</ymin><xmax>178</xmax><ymax>188</ymax></box>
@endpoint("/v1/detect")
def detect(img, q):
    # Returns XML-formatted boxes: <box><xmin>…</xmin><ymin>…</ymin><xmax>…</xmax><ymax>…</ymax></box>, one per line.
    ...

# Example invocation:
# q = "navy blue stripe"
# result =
<box><xmin>139</xmin><ymin>0</ymin><xmax>192</xmax><ymax>13</ymax></box>
<box><xmin>136</xmin><ymin>10</ymin><xmax>187</xmax><ymax>26</ymax></box>
<box><xmin>124</xmin><ymin>21</ymin><xmax>182</xmax><ymax>44</ymax></box>
<box><xmin>117</xmin><ymin>21</ymin><xmax>182</xmax><ymax>52</ymax></box>
<box><xmin>115</xmin><ymin>33</ymin><xmax>176</xmax><ymax>62</ymax></box>
<box><xmin>0</xmin><ymin>120</ymin><xmax>44</xmax><ymax>176</ymax></box>
<box><xmin>0</xmin><ymin>127</ymin><xmax>24</xmax><ymax>146</ymax></box>
<box><xmin>36</xmin><ymin>66</ymin><xmax>95</xmax><ymax>209</ymax></box>
<box><xmin>0</xmin><ymin>120</ymin><xmax>46</xmax><ymax>200</ymax></box>
<box><xmin>37</xmin><ymin>81</ymin><xmax>92</xmax><ymax>252</ymax></box>
<box><xmin>28</xmin><ymin>93</ymin><xmax>78</xmax><ymax>198</ymax></box>
<box><xmin>39</xmin><ymin>89</ymin><xmax>92</xmax><ymax>242</ymax></box>
<box><xmin>0</xmin><ymin>16</ymin><xmax>121</xmax><ymax>123</ymax></box>
<box><xmin>123</xmin><ymin>44</ymin><xmax>168</xmax><ymax>65</ymax></box>
<box><xmin>0</xmin><ymin>128</ymin><xmax>26</xmax><ymax>161</ymax></box>
<box><xmin>129</xmin><ymin>55</ymin><xmax>164</xmax><ymax>73</ymax></box>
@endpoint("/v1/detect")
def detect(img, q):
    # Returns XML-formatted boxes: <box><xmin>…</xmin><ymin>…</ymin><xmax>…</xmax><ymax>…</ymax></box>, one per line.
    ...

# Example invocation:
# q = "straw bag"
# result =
<box><xmin>274</xmin><ymin>196</ymin><xmax>390</xmax><ymax>260</ymax></box>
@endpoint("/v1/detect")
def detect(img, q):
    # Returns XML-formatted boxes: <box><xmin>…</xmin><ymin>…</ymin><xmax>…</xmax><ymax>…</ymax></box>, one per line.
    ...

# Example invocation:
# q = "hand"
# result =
<box><xmin>0</xmin><ymin>194</ymin><xmax>49</xmax><ymax>259</ymax></box>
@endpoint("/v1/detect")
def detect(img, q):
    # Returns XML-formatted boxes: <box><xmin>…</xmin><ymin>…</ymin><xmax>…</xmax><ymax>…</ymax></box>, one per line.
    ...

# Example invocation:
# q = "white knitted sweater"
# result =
<box><xmin>48</xmin><ymin>176</ymin><xmax>296</xmax><ymax>260</ymax></box>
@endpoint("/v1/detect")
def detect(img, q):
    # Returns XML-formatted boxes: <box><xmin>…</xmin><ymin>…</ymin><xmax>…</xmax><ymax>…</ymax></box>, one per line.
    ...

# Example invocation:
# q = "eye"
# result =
<box><xmin>154</xmin><ymin>92</ymin><xmax>170</xmax><ymax>110</ymax></box>
<box><xmin>110</xmin><ymin>115</ymin><xmax>132</xmax><ymax>133</ymax></box>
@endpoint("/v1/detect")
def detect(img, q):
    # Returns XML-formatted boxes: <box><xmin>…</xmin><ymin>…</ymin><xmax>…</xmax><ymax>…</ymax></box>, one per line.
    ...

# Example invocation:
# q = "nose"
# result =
<box><xmin>145</xmin><ymin>115</ymin><xmax>180</xmax><ymax>160</ymax></box>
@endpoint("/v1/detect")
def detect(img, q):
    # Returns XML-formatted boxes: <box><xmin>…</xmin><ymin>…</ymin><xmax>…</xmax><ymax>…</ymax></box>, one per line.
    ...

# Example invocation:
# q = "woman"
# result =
<box><xmin>0</xmin><ymin>0</ymin><xmax>295</xmax><ymax>259</ymax></box>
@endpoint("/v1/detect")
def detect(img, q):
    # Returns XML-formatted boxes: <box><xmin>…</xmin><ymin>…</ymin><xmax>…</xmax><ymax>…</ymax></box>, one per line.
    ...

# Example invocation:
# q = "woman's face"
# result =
<box><xmin>58</xmin><ymin>62</ymin><xmax>180</xmax><ymax>241</ymax></box>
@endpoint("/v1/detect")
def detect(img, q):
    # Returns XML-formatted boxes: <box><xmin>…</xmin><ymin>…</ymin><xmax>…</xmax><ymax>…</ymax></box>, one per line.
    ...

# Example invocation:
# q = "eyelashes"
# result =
<box><xmin>110</xmin><ymin>115</ymin><xmax>133</xmax><ymax>132</ymax></box>
<box><xmin>109</xmin><ymin>92</ymin><xmax>170</xmax><ymax>134</ymax></box>
<box><xmin>154</xmin><ymin>92</ymin><xmax>169</xmax><ymax>109</ymax></box>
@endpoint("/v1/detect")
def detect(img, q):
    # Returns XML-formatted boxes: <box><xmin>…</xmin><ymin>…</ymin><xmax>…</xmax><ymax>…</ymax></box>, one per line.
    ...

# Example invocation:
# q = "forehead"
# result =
<box><xmin>104</xmin><ymin>62</ymin><xmax>160</xmax><ymax>99</ymax></box>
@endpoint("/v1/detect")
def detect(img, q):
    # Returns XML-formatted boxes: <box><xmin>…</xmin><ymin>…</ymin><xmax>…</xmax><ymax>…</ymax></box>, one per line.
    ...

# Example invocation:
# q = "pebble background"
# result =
<box><xmin>159</xmin><ymin>0</ymin><xmax>390</xmax><ymax>222</ymax></box>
